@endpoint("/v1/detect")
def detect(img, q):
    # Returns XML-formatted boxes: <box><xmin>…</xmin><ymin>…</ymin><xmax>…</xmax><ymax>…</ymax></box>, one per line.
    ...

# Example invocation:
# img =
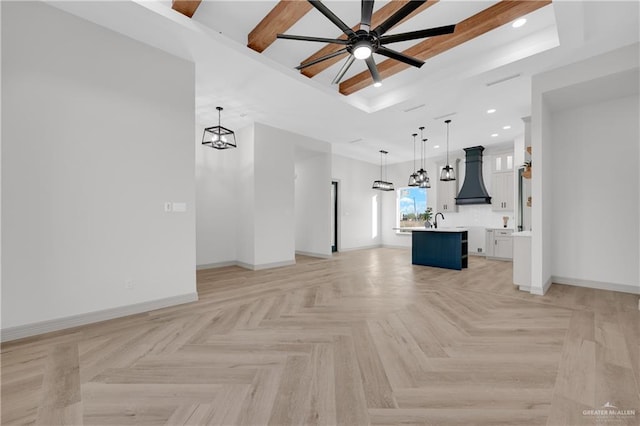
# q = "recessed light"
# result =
<box><xmin>491</xmin><ymin>133</ymin><xmax>499</xmax><ymax>137</ymax></box>
<box><xmin>373</xmin><ymin>82</ymin><xmax>382</xmax><ymax>88</ymax></box>
<box><xmin>487</xmin><ymin>108</ymin><xmax>496</xmax><ymax>114</ymax></box>
<box><xmin>512</xmin><ymin>18</ymin><xmax>527</xmax><ymax>28</ymax></box>
<box><xmin>503</xmin><ymin>125</ymin><xmax>511</xmax><ymax>130</ymax></box>
<box><xmin>433</xmin><ymin>145</ymin><xmax>440</xmax><ymax>149</ymax></box>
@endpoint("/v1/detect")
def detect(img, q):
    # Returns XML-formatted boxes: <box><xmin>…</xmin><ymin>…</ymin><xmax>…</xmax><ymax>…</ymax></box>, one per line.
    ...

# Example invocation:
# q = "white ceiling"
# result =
<box><xmin>49</xmin><ymin>0</ymin><xmax>639</xmax><ymax>164</ymax></box>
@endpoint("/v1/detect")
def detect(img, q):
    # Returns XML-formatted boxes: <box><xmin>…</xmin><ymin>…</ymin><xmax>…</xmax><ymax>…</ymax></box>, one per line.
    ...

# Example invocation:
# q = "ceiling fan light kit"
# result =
<box><xmin>202</xmin><ymin>106</ymin><xmax>236</xmax><ymax>150</ymax></box>
<box><xmin>277</xmin><ymin>0</ymin><xmax>456</xmax><ymax>89</ymax></box>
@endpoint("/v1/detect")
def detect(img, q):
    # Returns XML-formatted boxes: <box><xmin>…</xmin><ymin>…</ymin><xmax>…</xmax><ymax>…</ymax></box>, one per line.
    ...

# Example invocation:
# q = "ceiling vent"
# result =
<box><xmin>486</xmin><ymin>73</ymin><xmax>521</xmax><ymax>87</ymax></box>
<box><xmin>433</xmin><ymin>112</ymin><xmax>457</xmax><ymax>120</ymax></box>
<box><xmin>403</xmin><ymin>104</ymin><xmax>426</xmax><ymax>113</ymax></box>
<box><xmin>456</xmin><ymin>146</ymin><xmax>492</xmax><ymax>205</ymax></box>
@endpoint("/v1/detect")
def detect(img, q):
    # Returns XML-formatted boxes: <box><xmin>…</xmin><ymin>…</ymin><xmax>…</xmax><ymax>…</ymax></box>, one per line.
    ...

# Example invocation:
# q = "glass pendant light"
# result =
<box><xmin>415</xmin><ymin>126</ymin><xmax>429</xmax><ymax>186</ymax></box>
<box><xmin>440</xmin><ymin>119</ymin><xmax>456</xmax><ymax>181</ymax></box>
<box><xmin>372</xmin><ymin>150</ymin><xmax>394</xmax><ymax>191</ymax></box>
<box><xmin>408</xmin><ymin>133</ymin><xmax>419</xmax><ymax>186</ymax></box>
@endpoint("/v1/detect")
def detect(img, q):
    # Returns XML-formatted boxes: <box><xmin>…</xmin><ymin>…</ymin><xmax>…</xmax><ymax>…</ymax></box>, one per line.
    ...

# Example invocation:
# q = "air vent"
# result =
<box><xmin>433</xmin><ymin>112</ymin><xmax>457</xmax><ymax>120</ymax></box>
<box><xmin>486</xmin><ymin>73</ymin><xmax>521</xmax><ymax>87</ymax></box>
<box><xmin>403</xmin><ymin>104</ymin><xmax>426</xmax><ymax>113</ymax></box>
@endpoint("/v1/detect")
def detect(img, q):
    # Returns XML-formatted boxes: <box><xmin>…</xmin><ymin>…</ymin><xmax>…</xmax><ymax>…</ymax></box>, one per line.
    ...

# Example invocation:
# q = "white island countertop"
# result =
<box><xmin>393</xmin><ymin>227</ymin><xmax>469</xmax><ymax>233</ymax></box>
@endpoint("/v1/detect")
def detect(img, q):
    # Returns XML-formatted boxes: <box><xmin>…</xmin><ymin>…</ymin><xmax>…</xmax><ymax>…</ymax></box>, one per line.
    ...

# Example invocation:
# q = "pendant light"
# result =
<box><xmin>372</xmin><ymin>150</ymin><xmax>394</xmax><ymax>191</ymax></box>
<box><xmin>415</xmin><ymin>126</ymin><xmax>430</xmax><ymax>188</ymax></box>
<box><xmin>440</xmin><ymin>119</ymin><xmax>456</xmax><ymax>181</ymax></box>
<box><xmin>408</xmin><ymin>133</ymin><xmax>419</xmax><ymax>186</ymax></box>
<box><xmin>418</xmin><ymin>136</ymin><xmax>431</xmax><ymax>188</ymax></box>
<box><xmin>202</xmin><ymin>106</ymin><xmax>237</xmax><ymax>150</ymax></box>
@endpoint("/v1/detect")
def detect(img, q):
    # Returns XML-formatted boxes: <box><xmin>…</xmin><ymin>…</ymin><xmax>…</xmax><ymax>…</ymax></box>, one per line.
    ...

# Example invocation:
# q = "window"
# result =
<box><xmin>397</xmin><ymin>187</ymin><xmax>429</xmax><ymax>228</ymax></box>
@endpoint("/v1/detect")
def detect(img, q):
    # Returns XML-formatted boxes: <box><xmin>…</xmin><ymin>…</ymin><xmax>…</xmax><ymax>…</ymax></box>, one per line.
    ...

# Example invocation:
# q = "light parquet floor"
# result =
<box><xmin>2</xmin><ymin>248</ymin><xmax>639</xmax><ymax>425</ymax></box>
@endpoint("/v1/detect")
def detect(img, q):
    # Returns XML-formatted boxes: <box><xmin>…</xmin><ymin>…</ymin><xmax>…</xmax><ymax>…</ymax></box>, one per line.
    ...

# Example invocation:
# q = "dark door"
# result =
<box><xmin>331</xmin><ymin>181</ymin><xmax>338</xmax><ymax>252</ymax></box>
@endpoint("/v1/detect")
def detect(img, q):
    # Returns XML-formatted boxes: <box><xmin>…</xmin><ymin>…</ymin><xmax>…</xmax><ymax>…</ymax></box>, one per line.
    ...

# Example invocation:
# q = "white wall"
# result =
<box><xmin>532</xmin><ymin>43</ymin><xmax>640</xmax><ymax>295</ymax></box>
<box><xmin>195</xmin><ymin>124</ymin><xmax>243</xmax><ymax>267</ymax></box>
<box><xmin>253</xmin><ymin>123</ymin><xmax>295</xmax><ymax>267</ymax></box>
<box><xmin>550</xmin><ymin>95</ymin><xmax>639</xmax><ymax>290</ymax></box>
<box><xmin>1</xmin><ymin>2</ymin><xmax>197</xmax><ymax>332</ymax></box>
<box><xmin>295</xmin><ymin>150</ymin><xmax>332</xmax><ymax>258</ymax></box>
<box><xmin>332</xmin><ymin>155</ymin><xmax>382</xmax><ymax>251</ymax></box>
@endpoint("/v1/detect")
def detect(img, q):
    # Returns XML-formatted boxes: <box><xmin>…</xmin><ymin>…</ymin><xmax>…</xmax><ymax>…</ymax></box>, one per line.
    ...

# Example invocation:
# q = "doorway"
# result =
<box><xmin>331</xmin><ymin>181</ymin><xmax>338</xmax><ymax>252</ymax></box>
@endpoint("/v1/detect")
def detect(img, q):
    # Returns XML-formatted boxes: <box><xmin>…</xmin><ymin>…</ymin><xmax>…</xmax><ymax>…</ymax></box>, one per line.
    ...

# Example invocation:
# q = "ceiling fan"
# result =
<box><xmin>276</xmin><ymin>0</ymin><xmax>456</xmax><ymax>87</ymax></box>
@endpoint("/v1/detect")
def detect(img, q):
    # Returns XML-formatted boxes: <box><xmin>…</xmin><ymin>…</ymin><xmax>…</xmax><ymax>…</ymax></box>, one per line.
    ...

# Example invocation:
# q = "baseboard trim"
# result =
<box><xmin>552</xmin><ymin>275</ymin><xmax>640</xmax><ymax>295</ymax></box>
<box><xmin>295</xmin><ymin>251</ymin><xmax>332</xmax><ymax>259</ymax></box>
<box><xmin>1</xmin><ymin>292</ymin><xmax>198</xmax><ymax>343</ymax></box>
<box><xmin>531</xmin><ymin>276</ymin><xmax>553</xmax><ymax>296</ymax></box>
<box><xmin>338</xmin><ymin>244</ymin><xmax>382</xmax><ymax>252</ymax></box>
<box><xmin>236</xmin><ymin>259</ymin><xmax>296</xmax><ymax>271</ymax></box>
<box><xmin>196</xmin><ymin>261</ymin><xmax>237</xmax><ymax>270</ymax></box>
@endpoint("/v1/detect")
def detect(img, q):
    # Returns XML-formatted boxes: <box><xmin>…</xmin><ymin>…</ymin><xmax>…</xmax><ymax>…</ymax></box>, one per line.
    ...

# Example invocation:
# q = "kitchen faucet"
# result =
<box><xmin>434</xmin><ymin>212</ymin><xmax>445</xmax><ymax>229</ymax></box>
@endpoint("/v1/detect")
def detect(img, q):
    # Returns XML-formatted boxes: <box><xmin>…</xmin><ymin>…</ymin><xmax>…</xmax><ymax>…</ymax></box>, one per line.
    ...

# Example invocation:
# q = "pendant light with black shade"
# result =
<box><xmin>415</xmin><ymin>126</ymin><xmax>430</xmax><ymax>188</ymax></box>
<box><xmin>418</xmin><ymin>135</ymin><xmax>431</xmax><ymax>188</ymax></box>
<box><xmin>407</xmin><ymin>133</ymin><xmax>419</xmax><ymax>187</ymax></box>
<box><xmin>440</xmin><ymin>119</ymin><xmax>456</xmax><ymax>181</ymax></box>
<box><xmin>372</xmin><ymin>150</ymin><xmax>394</xmax><ymax>191</ymax></box>
<box><xmin>202</xmin><ymin>106</ymin><xmax>237</xmax><ymax>150</ymax></box>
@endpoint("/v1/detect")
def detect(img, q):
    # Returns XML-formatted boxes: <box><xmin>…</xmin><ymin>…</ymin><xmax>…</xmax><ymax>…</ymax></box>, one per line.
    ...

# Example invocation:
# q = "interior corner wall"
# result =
<box><xmin>195</xmin><ymin>123</ymin><xmax>245</xmax><ymax>267</ymax></box>
<box><xmin>531</xmin><ymin>43</ymin><xmax>640</xmax><ymax>295</ymax></box>
<box><xmin>253</xmin><ymin>123</ymin><xmax>295</xmax><ymax>267</ymax></box>
<box><xmin>331</xmin><ymin>154</ymin><xmax>382</xmax><ymax>251</ymax></box>
<box><xmin>295</xmin><ymin>152</ymin><xmax>332</xmax><ymax>258</ymax></box>
<box><xmin>1</xmin><ymin>2</ymin><xmax>196</xmax><ymax>331</ymax></box>
<box><xmin>550</xmin><ymin>94</ymin><xmax>639</xmax><ymax>291</ymax></box>
<box><xmin>235</xmin><ymin>124</ymin><xmax>256</xmax><ymax>267</ymax></box>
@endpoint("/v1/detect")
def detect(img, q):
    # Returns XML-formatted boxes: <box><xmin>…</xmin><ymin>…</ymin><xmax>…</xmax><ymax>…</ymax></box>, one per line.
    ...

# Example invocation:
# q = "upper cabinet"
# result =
<box><xmin>437</xmin><ymin>159</ymin><xmax>459</xmax><ymax>213</ymax></box>
<box><xmin>491</xmin><ymin>151</ymin><xmax>514</xmax><ymax>211</ymax></box>
<box><xmin>492</xmin><ymin>152</ymin><xmax>514</xmax><ymax>173</ymax></box>
<box><xmin>492</xmin><ymin>172</ymin><xmax>514</xmax><ymax>211</ymax></box>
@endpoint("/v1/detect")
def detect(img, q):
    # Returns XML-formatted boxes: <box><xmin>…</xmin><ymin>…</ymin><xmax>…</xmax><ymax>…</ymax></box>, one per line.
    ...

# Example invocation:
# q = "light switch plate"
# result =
<box><xmin>164</xmin><ymin>202</ymin><xmax>172</xmax><ymax>212</ymax></box>
<box><xmin>172</xmin><ymin>202</ymin><xmax>187</xmax><ymax>213</ymax></box>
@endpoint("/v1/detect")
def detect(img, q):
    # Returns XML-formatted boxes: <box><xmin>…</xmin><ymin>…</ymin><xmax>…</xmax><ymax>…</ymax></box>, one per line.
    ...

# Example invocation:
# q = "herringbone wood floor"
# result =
<box><xmin>2</xmin><ymin>248</ymin><xmax>639</xmax><ymax>426</ymax></box>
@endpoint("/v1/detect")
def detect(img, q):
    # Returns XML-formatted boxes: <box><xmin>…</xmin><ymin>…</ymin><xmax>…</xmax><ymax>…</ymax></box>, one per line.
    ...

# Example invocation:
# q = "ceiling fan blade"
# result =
<box><xmin>277</xmin><ymin>34</ymin><xmax>349</xmax><ymax>45</ymax></box>
<box><xmin>332</xmin><ymin>55</ymin><xmax>356</xmax><ymax>85</ymax></box>
<box><xmin>365</xmin><ymin>56</ymin><xmax>382</xmax><ymax>86</ymax></box>
<box><xmin>361</xmin><ymin>0</ymin><xmax>374</xmax><ymax>28</ymax></box>
<box><xmin>309</xmin><ymin>0</ymin><xmax>356</xmax><ymax>38</ymax></box>
<box><xmin>379</xmin><ymin>24</ymin><xmax>456</xmax><ymax>45</ymax></box>
<box><xmin>372</xmin><ymin>0</ymin><xmax>426</xmax><ymax>36</ymax></box>
<box><xmin>296</xmin><ymin>48</ymin><xmax>349</xmax><ymax>70</ymax></box>
<box><xmin>376</xmin><ymin>46</ymin><xmax>425</xmax><ymax>68</ymax></box>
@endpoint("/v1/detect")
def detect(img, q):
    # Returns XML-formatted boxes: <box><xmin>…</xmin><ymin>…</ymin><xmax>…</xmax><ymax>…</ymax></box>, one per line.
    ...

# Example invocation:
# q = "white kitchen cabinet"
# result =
<box><xmin>436</xmin><ymin>160</ymin><xmax>459</xmax><ymax>213</ymax></box>
<box><xmin>492</xmin><ymin>152</ymin><xmax>514</xmax><ymax>173</ymax></box>
<box><xmin>485</xmin><ymin>228</ymin><xmax>513</xmax><ymax>260</ymax></box>
<box><xmin>491</xmin><ymin>172</ymin><xmax>514</xmax><ymax>211</ymax></box>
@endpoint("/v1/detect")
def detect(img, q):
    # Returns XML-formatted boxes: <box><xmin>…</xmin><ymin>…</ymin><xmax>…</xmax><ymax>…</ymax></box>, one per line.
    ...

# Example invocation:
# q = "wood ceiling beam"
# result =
<box><xmin>300</xmin><ymin>0</ymin><xmax>439</xmax><ymax>78</ymax></box>
<box><xmin>248</xmin><ymin>1</ymin><xmax>314</xmax><ymax>53</ymax></box>
<box><xmin>339</xmin><ymin>0</ymin><xmax>552</xmax><ymax>96</ymax></box>
<box><xmin>171</xmin><ymin>0</ymin><xmax>202</xmax><ymax>18</ymax></box>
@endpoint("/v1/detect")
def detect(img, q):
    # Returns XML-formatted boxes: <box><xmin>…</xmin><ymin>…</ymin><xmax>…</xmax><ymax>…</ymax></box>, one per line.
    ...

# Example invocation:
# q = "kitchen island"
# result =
<box><xmin>396</xmin><ymin>228</ymin><xmax>469</xmax><ymax>270</ymax></box>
